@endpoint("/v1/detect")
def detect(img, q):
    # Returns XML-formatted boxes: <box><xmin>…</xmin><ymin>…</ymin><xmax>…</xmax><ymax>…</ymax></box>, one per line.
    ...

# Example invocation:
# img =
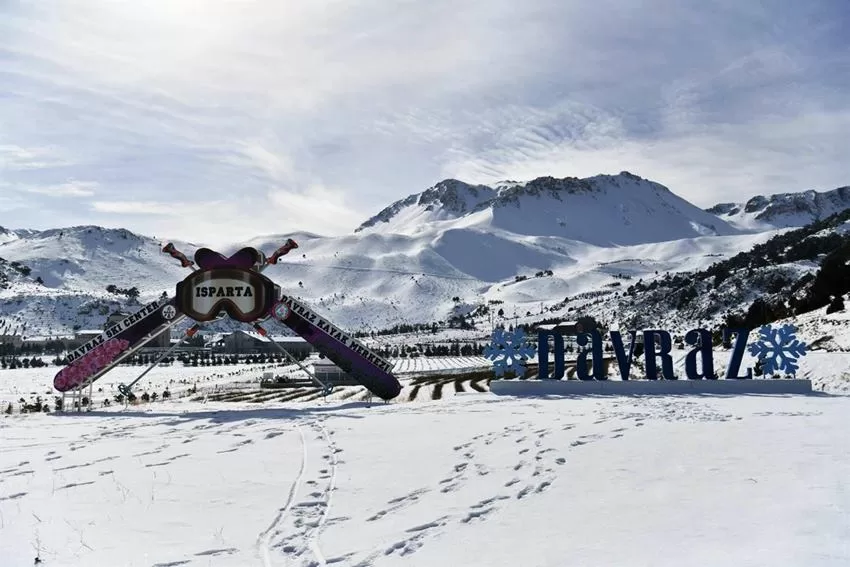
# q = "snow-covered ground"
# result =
<box><xmin>1</xmin><ymin>391</ymin><xmax>849</xmax><ymax>567</ymax></box>
<box><xmin>0</xmin><ymin>363</ymin><xmax>273</xmax><ymax>408</ymax></box>
<box><xmin>0</xmin><ymin>357</ymin><xmax>494</xmax><ymax>408</ymax></box>
<box><xmin>3</xmin><ymin>341</ymin><xmax>850</xmax><ymax>410</ymax></box>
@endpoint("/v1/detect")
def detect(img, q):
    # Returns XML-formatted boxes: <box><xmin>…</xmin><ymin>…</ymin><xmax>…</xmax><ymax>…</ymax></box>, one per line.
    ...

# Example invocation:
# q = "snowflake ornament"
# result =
<box><xmin>484</xmin><ymin>327</ymin><xmax>537</xmax><ymax>377</ymax></box>
<box><xmin>747</xmin><ymin>324</ymin><xmax>808</xmax><ymax>376</ymax></box>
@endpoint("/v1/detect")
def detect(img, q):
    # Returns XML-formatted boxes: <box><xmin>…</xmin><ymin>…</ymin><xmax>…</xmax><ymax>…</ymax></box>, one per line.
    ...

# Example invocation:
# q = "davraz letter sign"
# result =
<box><xmin>486</xmin><ymin>324</ymin><xmax>808</xmax><ymax>380</ymax></box>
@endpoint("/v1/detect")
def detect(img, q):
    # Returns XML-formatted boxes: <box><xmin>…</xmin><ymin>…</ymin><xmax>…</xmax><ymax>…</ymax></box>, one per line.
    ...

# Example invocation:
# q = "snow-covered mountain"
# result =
<box><xmin>357</xmin><ymin>172</ymin><xmax>738</xmax><ymax>245</ymax></box>
<box><xmin>707</xmin><ymin>185</ymin><xmax>850</xmax><ymax>230</ymax></box>
<box><xmin>0</xmin><ymin>172</ymin><xmax>847</xmax><ymax>341</ymax></box>
<box><xmin>0</xmin><ymin>226</ymin><xmax>198</xmax><ymax>339</ymax></box>
<box><xmin>355</xmin><ymin>179</ymin><xmax>498</xmax><ymax>234</ymax></box>
<box><xmin>0</xmin><ymin>225</ymin><xmax>189</xmax><ymax>292</ymax></box>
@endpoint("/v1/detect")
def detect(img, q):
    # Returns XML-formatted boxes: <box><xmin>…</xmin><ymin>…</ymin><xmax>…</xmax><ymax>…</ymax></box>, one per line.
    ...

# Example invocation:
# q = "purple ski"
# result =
<box><xmin>272</xmin><ymin>294</ymin><xmax>401</xmax><ymax>400</ymax></box>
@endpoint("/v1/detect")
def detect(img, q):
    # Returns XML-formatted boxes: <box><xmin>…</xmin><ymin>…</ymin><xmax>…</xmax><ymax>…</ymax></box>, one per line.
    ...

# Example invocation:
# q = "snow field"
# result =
<box><xmin>0</xmin><ymin>363</ymin><xmax>278</xmax><ymax>408</ymax></box>
<box><xmin>3</xmin><ymin>346</ymin><xmax>849</xmax><ymax>411</ymax></box>
<box><xmin>1</xmin><ymin>393</ymin><xmax>849</xmax><ymax>566</ymax></box>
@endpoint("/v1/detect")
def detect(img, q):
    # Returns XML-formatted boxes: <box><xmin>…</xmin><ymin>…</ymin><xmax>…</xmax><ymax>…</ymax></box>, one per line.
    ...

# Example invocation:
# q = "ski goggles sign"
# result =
<box><xmin>175</xmin><ymin>267</ymin><xmax>279</xmax><ymax>322</ymax></box>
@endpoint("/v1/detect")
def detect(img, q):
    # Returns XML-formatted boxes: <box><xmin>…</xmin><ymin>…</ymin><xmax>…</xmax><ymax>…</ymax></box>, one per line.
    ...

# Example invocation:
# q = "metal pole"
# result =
<box><xmin>118</xmin><ymin>324</ymin><xmax>200</xmax><ymax>397</ymax></box>
<box><xmin>253</xmin><ymin>324</ymin><xmax>332</xmax><ymax>396</ymax></box>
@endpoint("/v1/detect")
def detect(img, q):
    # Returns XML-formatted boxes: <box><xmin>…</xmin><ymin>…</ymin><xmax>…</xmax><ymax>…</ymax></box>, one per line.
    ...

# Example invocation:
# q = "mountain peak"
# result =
<box><xmin>418</xmin><ymin>179</ymin><xmax>494</xmax><ymax>213</ymax></box>
<box><xmin>354</xmin><ymin>179</ymin><xmax>496</xmax><ymax>233</ymax></box>
<box><xmin>485</xmin><ymin>171</ymin><xmax>658</xmax><ymax>208</ymax></box>
<box><xmin>355</xmin><ymin>171</ymin><xmax>737</xmax><ymax>245</ymax></box>
<box><xmin>708</xmin><ymin>185</ymin><xmax>850</xmax><ymax>230</ymax></box>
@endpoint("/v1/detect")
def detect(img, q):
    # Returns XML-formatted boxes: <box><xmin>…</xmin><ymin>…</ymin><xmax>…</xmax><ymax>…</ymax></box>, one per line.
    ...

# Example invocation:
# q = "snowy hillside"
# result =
<box><xmin>0</xmin><ymin>226</ymin><xmax>189</xmax><ymax>293</ymax></box>
<box><xmin>532</xmin><ymin>209</ymin><xmax>850</xmax><ymax>355</ymax></box>
<box><xmin>0</xmin><ymin>172</ymin><xmax>848</xmax><ymax>342</ymax></box>
<box><xmin>0</xmin><ymin>226</ymin><xmax>202</xmax><ymax>338</ymax></box>
<box><xmin>707</xmin><ymin>184</ymin><xmax>850</xmax><ymax>230</ymax></box>
<box><xmin>0</xmin><ymin>227</ymin><xmax>778</xmax><ymax>340</ymax></box>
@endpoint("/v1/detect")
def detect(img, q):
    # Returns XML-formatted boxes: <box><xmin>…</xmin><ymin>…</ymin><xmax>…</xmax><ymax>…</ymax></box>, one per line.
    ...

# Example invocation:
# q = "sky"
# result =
<box><xmin>1</xmin><ymin>0</ymin><xmax>849</xmax><ymax>246</ymax></box>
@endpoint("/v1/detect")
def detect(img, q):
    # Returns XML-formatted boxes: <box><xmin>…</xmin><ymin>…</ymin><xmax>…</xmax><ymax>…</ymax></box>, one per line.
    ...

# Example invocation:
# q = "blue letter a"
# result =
<box><xmin>684</xmin><ymin>329</ymin><xmax>714</xmax><ymax>379</ymax></box>
<box><xmin>576</xmin><ymin>330</ymin><xmax>605</xmax><ymax>380</ymax></box>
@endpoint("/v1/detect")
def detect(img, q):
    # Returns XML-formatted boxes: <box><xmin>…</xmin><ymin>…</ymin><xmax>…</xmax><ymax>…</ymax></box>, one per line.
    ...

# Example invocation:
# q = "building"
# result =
<box><xmin>205</xmin><ymin>333</ymin><xmax>227</xmax><ymax>351</ymax></box>
<box><xmin>105</xmin><ymin>310</ymin><xmax>128</xmax><ymax>329</ymax></box>
<box><xmin>0</xmin><ymin>334</ymin><xmax>24</xmax><ymax>349</ymax></box>
<box><xmin>222</xmin><ymin>330</ymin><xmax>313</xmax><ymax>357</ymax></box>
<box><xmin>307</xmin><ymin>356</ymin><xmax>360</xmax><ymax>385</ymax></box>
<box><xmin>19</xmin><ymin>335</ymin><xmax>75</xmax><ymax>351</ymax></box>
<box><xmin>75</xmin><ymin>329</ymin><xmax>104</xmax><ymax>343</ymax></box>
<box><xmin>535</xmin><ymin>321</ymin><xmax>581</xmax><ymax>335</ymax></box>
<box><xmin>535</xmin><ymin>316</ymin><xmax>604</xmax><ymax>343</ymax></box>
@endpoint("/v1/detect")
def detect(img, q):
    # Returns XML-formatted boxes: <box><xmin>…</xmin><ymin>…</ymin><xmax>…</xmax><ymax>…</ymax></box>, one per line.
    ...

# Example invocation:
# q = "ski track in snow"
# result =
<box><xmin>256</xmin><ymin>417</ymin><xmax>339</xmax><ymax>567</ymax></box>
<box><xmin>257</xmin><ymin>422</ymin><xmax>306</xmax><ymax>567</ymax></box>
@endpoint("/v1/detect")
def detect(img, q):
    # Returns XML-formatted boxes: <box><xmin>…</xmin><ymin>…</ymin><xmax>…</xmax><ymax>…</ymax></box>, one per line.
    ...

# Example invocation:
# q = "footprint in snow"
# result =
<box><xmin>58</xmin><ymin>481</ymin><xmax>96</xmax><ymax>490</ymax></box>
<box><xmin>0</xmin><ymin>492</ymin><xmax>26</xmax><ymax>501</ymax></box>
<box><xmin>472</xmin><ymin>495</ymin><xmax>509</xmax><ymax>509</ymax></box>
<box><xmin>194</xmin><ymin>548</ymin><xmax>238</xmax><ymax>557</ymax></box>
<box><xmin>462</xmin><ymin>507</ymin><xmax>496</xmax><ymax>523</ymax></box>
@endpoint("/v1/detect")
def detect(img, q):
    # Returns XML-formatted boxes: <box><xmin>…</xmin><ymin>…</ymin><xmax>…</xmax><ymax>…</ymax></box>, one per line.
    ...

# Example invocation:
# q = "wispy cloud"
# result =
<box><xmin>24</xmin><ymin>180</ymin><xmax>98</xmax><ymax>198</ymax></box>
<box><xmin>0</xmin><ymin>145</ymin><xmax>73</xmax><ymax>171</ymax></box>
<box><xmin>1</xmin><ymin>0</ymin><xmax>848</xmax><ymax>240</ymax></box>
<box><xmin>90</xmin><ymin>201</ymin><xmax>182</xmax><ymax>215</ymax></box>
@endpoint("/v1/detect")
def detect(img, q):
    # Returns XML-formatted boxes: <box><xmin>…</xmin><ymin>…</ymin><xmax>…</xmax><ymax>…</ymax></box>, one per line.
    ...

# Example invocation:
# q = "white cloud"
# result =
<box><xmin>267</xmin><ymin>184</ymin><xmax>366</xmax><ymax>233</ymax></box>
<box><xmin>140</xmin><ymin>186</ymin><xmax>365</xmax><ymax>249</ymax></box>
<box><xmin>0</xmin><ymin>145</ymin><xmax>73</xmax><ymax>171</ymax></box>
<box><xmin>90</xmin><ymin>201</ymin><xmax>183</xmax><ymax>215</ymax></box>
<box><xmin>437</xmin><ymin>105</ymin><xmax>850</xmax><ymax>206</ymax></box>
<box><xmin>1</xmin><ymin>0</ymin><xmax>848</xmax><ymax>238</ymax></box>
<box><xmin>24</xmin><ymin>181</ymin><xmax>98</xmax><ymax>198</ymax></box>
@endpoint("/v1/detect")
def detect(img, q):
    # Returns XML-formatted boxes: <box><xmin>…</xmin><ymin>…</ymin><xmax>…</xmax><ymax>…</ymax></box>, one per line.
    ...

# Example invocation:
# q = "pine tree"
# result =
<box><xmin>827</xmin><ymin>295</ymin><xmax>845</xmax><ymax>314</ymax></box>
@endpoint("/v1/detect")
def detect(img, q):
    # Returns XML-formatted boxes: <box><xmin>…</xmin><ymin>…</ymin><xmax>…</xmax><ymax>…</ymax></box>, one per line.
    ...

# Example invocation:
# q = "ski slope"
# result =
<box><xmin>1</xmin><ymin>392</ymin><xmax>848</xmax><ymax>566</ymax></box>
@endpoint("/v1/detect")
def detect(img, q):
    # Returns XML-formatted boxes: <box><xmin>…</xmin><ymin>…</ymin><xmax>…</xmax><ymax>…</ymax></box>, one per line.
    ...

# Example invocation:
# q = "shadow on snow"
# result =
<box><xmin>51</xmin><ymin>401</ymin><xmax>384</xmax><ymax>423</ymax></box>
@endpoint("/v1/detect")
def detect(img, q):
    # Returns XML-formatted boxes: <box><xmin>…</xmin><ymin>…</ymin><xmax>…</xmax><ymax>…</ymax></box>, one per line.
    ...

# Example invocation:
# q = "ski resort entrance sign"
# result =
<box><xmin>53</xmin><ymin>240</ymin><xmax>403</xmax><ymax>407</ymax></box>
<box><xmin>487</xmin><ymin>324</ymin><xmax>813</xmax><ymax>396</ymax></box>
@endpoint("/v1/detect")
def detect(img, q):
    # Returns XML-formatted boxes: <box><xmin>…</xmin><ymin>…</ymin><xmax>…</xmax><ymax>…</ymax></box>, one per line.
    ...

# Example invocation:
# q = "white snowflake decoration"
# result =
<box><xmin>484</xmin><ymin>328</ymin><xmax>537</xmax><ymax>377</ymax></box>
<box><xmin>747</xmin><ymin>324</ymin><xmax>808</xmax><ymax>376</ymax></box>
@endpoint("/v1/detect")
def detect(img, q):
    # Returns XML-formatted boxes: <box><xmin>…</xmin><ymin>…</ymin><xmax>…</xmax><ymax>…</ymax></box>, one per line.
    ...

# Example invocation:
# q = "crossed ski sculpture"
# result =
<box><xmin>53</xmin><ymin>240</ymin><xmax>402</xmax><ymax>402</ymax></box>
